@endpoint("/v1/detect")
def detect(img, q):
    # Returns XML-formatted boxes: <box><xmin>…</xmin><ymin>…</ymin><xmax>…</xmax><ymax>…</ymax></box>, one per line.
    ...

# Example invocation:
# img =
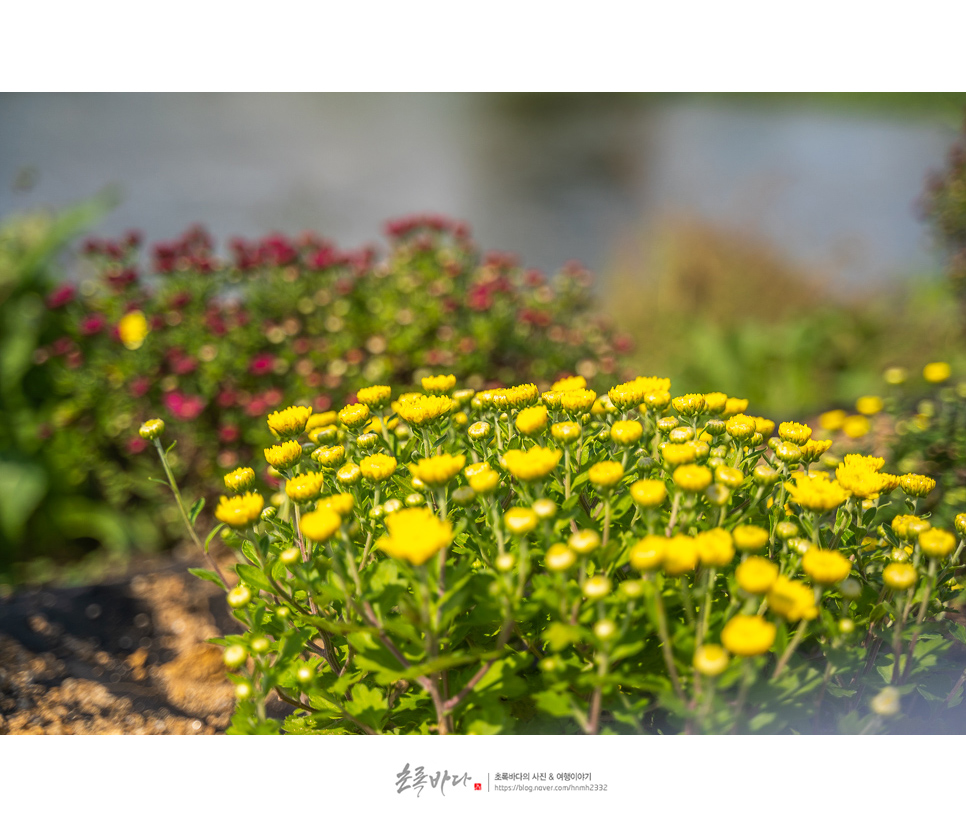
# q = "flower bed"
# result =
<box><xmin>145</xmin><ymin>374</ymin><xmax>966</xmax><ymax>734</ymax></box>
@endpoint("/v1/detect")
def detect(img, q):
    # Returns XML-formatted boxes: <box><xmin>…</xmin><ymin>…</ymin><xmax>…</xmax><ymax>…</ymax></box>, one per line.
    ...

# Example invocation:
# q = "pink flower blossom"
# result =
<box><xmin>164</xmin><ymin>391</ymin><xmax>205</xmax><ymax>421</ymax></box>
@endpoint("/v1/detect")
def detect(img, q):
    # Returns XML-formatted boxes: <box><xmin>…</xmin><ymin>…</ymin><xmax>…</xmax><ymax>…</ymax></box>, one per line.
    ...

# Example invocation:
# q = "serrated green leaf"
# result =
<box><xmin>344</xmin><ymin>683</ymin><xmax>388</xmax><ymax>730</ymax></box>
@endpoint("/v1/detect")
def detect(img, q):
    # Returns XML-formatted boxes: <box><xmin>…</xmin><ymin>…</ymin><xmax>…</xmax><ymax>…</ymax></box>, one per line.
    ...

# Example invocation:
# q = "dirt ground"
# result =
<box><xmin>0</xmin><ymin>552</ymin><xmax>277</xmax><ymax>735</ymax></box>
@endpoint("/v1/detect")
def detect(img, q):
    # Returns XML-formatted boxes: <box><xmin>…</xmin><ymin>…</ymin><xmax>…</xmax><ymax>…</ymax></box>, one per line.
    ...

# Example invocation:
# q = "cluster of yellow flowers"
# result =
<box><xmin>199</xmin><ymin>368</ymin><xmax>964</xmax><ymax>705</ymax></box>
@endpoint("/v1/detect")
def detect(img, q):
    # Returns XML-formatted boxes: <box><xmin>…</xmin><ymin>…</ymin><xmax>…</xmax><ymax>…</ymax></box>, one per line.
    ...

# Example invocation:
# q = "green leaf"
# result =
<box><xmin>543</xmin><ymin>622</ymin><xmax>584</xmax><ymax>652</ymax></box>
<box><xmin>0</xmin><ymin>458</ymin><xmax>47</xmax><ymax>542</ymax></box>
<box><xmin>188</xmin><ymin>497</ymin><xmax>205</xmax><ymax>525</ymax></box>
<box><xmin>235</xmin><ymin>562</ymin><xmax>274</xmax><ymax>593</ymax></box>
<box><xmin>533</xmin><ymin>688</ymin><xmax>574</xmax><ymax>719</ymax></box>
<box><xmin>344</xmin><ymin>683</ymin><xmax>388</xmax><ymax>730</ymax></box>
<box><xmin>188</xmin><ymin>567</ymin><xmax>226</xmax><ymax>590</ymax></box>
<box><xmin>748</xmin><ymin>711</ymin><xmax>777</xmax><ymax>732</ymax></box>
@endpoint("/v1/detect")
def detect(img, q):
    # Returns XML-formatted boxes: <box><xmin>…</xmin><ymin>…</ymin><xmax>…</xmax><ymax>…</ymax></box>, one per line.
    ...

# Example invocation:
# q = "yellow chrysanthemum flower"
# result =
<box><xmin>421</xmin><ymin>374</ymin><xmax>457</xmax><ymax>394</ymax></box>
<box><xmin>956</xmin><ymin>513</ymin><xmax>966</xmax><ymax>537</ymax></box>
<box><xmin>672</xmin><ymin>393</ymin><xmax>706</xmax><ymax>416</ymax></box>
<box><xmin>392</xmin><ymin>393</ymin><xmax>454</xmax><ymax>425</ymax></box>
<box><xmin>778</xmin><ymin>421</ymin><xmax>812</xmax><ymax>445</ymax></box>
<box><xmin>588</xmin><ymin>461</ymin><xmax>624</xmax><ymax>490</ymax></box>
<box><xmin>215</xmin><ymin>492</ymin><xmax>264</xmax><ymax>528</ymax></box>
<box><xmin>118</xmin><ymin>311</ymin><xmax>149</xmax><ymax>350</ymax></box>
<box><xmin>819</xmin><ymin>409</ymin><xmax>847</xmax><ymax>432</ymax></box>
<box><xmin>410</xmin><ymin>453</ymin><xmax>466</xmax><ymax>487</ymax></box>
<box><xmin>264</xmin><ymin>440</ymin><xmax>303</xmax><ymax>470</ymax></box>
<box><xmin>663</xmin><ymin>535</ymin><xmax>699</xmax><ymax>576</ymax></box>
<box><xmin>923</xmin><ymin>361</ymin><xmax>951</xmax><ymax>384</ymax></box>
<box><xmin>224</xmin><ymin>467</ymin><xmax>255</xmax><ymax>493</ymax></box>
<box><xmin>919</xmin><ymin>528</ymin><xmax>956</xmax><ymax>561</ymax></box>
<box><xmin>551</xmin><ymin>375</ymin><xmax>587</xmax><ymax>392</ymax></box>
<box><xmin>139</xmin><ymin>418</ymin><xmax>165</xmax><ymax>440</ymax></box>
<box><xmin>318</xmin><ymin>493</ymin><xmax>354</xmax><ymax>517</ymax></box>
<box><xmin>284</xmin><ymin>472</ymin><xmax>325</xmax><ymax>503</ymax></box>
<box><xmin>735</xmin><ymin>556</ymin><xmax>779</xmax><ymax>594</ymax></box>
<box><xmin>767</xmin><ymin>576</ymin><xmax>818</xmax><ymax>621</ymax></box>
<box><xmin>899</xmin><ymin>474</ymin><xmax>936</xmax><ymax>498</ymax></box>
<box><xmin>300</xmin><ymin>508</ymin><xmax>342</xmax><ymax>543</ymax></box>
<box><xmin>725</xmin><ymin>414</ymin><xmax>756</xmax><ymax>441</ymax></box>
<box><xmin>672</xmin><ymin>464</ymin><xmax>712</xmax><ymax>493</ymax></box>
<box><xmin>630</xmin><ymin>479</ymin><xmax>667</xmax><ymax>508</ymax></box>
<box><xmin>338</xmin><ymin>402</ymin><xmax>371</xmax><ymax>428</ymax></box>
<box><xmin>892</xmin><ymin>514</ymin><xmax>930</xmax><ymax>541</ymax></box>
<box><xmin>855</xmin><ymin>395</ymin><xmax>883</xmax><ymax>415</ymax></box>
<box><xmin>502</xmin><ymin>447</ymin><xmax>561</xmax><ymax>481</ymax></box>
<box><xmin>469</xmin><ymin>468</ymin><xmax>500</xmax><ymax>494</ymax></box>
<box><xmin>842</xmin><ymin>415</ymin><xmax>870</xmax><ymax>439</ymax></box>
<box><xmin>695</xmin><ymin>528</ymin><xmax>735</xmax><ymax>567</ymax></box>
<box><xmin>801</xmin><ymin>548</ymin><xmax>851</xmax><ymax>585</ymax></box>
<box><xmin>267</xmin><ymin>405</ymin><xmax>312</xmax><ymax>439</ymax></box>
<box><xmin>504</xmin><ymin>507</ymin><xmax>538</xmax><ymax>535</ymax></box>
<box><xmin>608</xmin><ymin>376</ymin><xmax>671</xmax><ymax>410</ymax></box>
<box><xmin>356</xmin><ymin>385</ymin><xmax>392</xmax><ymax>407</ymax></box>
<box><xmin>582</xmin><ymin>575</ymin><xmax>612</xmax><ymax>600</ymax></box>
<box><xmin>786</xmin><ymin>471</ymin><xmax>849</xmax><ymax>512</ymax></box>
<box><xmin>559</xmin><ymin>388</ymin><xmax>597</xmax><ymax>413</ymax></box>
<box><xmin>662</xmin><ymin>442</ymin><xmax>699</xmax><ymax>467</ymax></box>
<box><xmin>629</xmin><ymin>535</ymin><xmax>666</xmax><ymax>571</ymax></box>
<box><xmin>311</xmin><ymin>445</ymin><xmax>345</xmax><ymax>468</ymax></box>
<box><xmin>545</xmin><ymin>543</ymin><xmax>576</xmax><ymax>572</ymax></box>
<box><xmin>703</xmin><ymin>392</ymin><xmax>728</xmax><ymax>414</ymax></box>
<box><xmin>306</xmin><ymin>411</ymin><xmax>338</xmax><ymax>431</ymax></box>
<box><xmin>551</xmin><ymin>421</ymin><xmax>581</xmax><ymax>445</ymax></box>
<box><xmin>834</xmin><ymin>454</ymin><xmax>898</xmax><ymax>499</ymax></box>
<box><xmin>882</xmin><ymin>562</ymin><xmax>917</xmax><ymax>590</ymax></box>
<box><xmin>377</xmin><ymin>507</ymin><xmax>453</xmax><ymax>566</ymax></box>
<box><xmin>336</xmin><ymin>462</ymin><xmax>362</xmax><ymax>486</ymax></box>
<box><xmin>721</xmin><ymin>615</ymin><xmax>776</xmax><ymax>656</ymax></box>
<box><xmin>515</xmin><ymin>405</ymin><xmax>548</xmax><ymax>436</ymax></box>
<box><xmin>360</xmin><ymin>453</ymin><xmax>397</xmax><ymax>482</ymax></box>
<box><xmin>800</xmin><ymin>439</ymin><xmax>833</xmax><ymax>464</ymax></box>
<box><xmin>610</xmin><ymin>420</ymin><xmax>643</xmax><ymax>445</ymax></box>
<box><xmin>694</xmin><ymin>644</ymin><xmax>730</xmax><ymax>676</ymax></box>
<box><xmin>722</xmin><ymin>397</ymin><xmax>749</xmax><ymax>417</ymax></box>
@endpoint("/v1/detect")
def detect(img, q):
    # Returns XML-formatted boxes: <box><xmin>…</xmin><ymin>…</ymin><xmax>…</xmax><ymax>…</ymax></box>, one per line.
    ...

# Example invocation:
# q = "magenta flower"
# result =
<box><xmin>163</xmin><ymin>391</ymin><xmax>205</xmax><ymax>421</ymax></box>
<box><xmin>249</xmin><ymin>354</ymin><xmax>274</xmax><ymax>376</ymax></box>
<box><xmin>79</xmin><ymin>314</ymin><xmax>105</xmax><ymax>336</ymax></box>
<box><xmin>46</xmin><ymin>285</ymin><xmax>75</xmax><ymax>309</ymax></box>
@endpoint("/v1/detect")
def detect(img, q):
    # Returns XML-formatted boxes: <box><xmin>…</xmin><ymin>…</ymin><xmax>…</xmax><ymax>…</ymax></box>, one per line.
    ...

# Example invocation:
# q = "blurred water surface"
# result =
<box><xmin>0</xmin><ymin>93</ymin><xmax>957</xmax><ymax>287</ymax></box>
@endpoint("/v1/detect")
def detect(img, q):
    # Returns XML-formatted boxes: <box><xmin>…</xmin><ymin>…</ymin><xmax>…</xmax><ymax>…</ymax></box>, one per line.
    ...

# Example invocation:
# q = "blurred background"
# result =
<box><xmin>3</xmin><ymin>92</ymin><xmax>966</xmax><ymax>582</ymax></box>
<box><xmin>4</xmin><ymin>92</ymin><xmax>966</xmax><ymax>404</ymax></box>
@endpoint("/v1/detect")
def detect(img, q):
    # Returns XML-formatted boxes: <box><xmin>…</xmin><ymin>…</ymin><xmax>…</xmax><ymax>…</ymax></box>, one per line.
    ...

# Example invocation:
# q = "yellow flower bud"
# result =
<box><xmin>735</xmin><ymin>556</ymin><xmax>779</xmax><ymax>594</ymax></box>
<box><xmin>882</xmin><ymin>562</ymin><xmax>917</xmax><ymax>590</ymax></box>
<box><xmin>693</xmin><ymin>644</ymin><xmax>730</xmax><ymax>676</ymax></box>
<box><xmin>919</xmin><ymin>528</ymin><xmax>956</xmax><ymax>561</ymax></box>
<box><xmin>505</xmin><ymin>507</ymin><xmax>538</xmax><ymax>536</ymax></box>
<box><xmin>545</xmin><ymin>543</ymin><xmax>576</xmax><ymax>572</ymax></box>
<box><xmin>582</xmin><ymin>575</ymin><xmax>611</xmax><ymax>600</ymax></box>
<box><xmin>630</xmin><ymin>479</ymin><xmax>667</xmax><ymax>508</ymax></box>
<box><xmin>224</xmin><ymin>467</ymin><xmax>256</xmax><ymax>492</ymax></box>
<box><xmin>923</xmin><ymin>362</ymin><xmax>951</xmax><ymax>384</ymax></box>
<box><xmin>139</xmin><ymin>418</ymin><xmax>165</xmax><ymax>441</ymax></box>
<box><xmin>721</xmin><ymin>615</ymin><xmax>775</xmax><ymax>657</ymax></box>
<box><xmin>589</xmin><ymin>460</ymin><xmax>624</xmax><ymax>490</ymax></box>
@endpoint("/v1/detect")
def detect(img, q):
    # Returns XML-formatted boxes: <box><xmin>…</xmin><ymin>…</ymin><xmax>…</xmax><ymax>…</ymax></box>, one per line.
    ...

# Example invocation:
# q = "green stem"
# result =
<box><xmin>153</xmin><ymin>438</ymin><xmax>227</xmax><ymax>586</ymax></box>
